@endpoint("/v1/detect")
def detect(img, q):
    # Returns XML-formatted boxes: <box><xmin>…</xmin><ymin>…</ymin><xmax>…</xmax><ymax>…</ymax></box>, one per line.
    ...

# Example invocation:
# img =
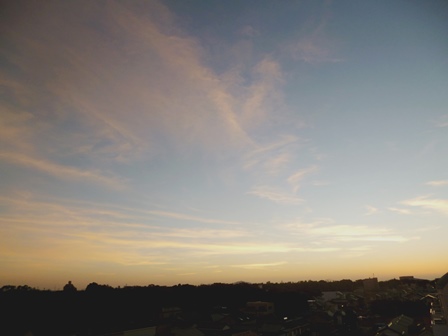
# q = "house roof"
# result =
<box><xmin>172</xmin><ymin>326</ymin><xmax>204</xmax><ymax>336</ymax></box>
<box><xmin>387</xmin><ymin>315</ymin><xmax>413</xmax><ymax>334</ymax></box>
<box><xmin>124</xmin><ymin>326</ymin><xmax>157</xmax><ymax>336</ymax></box>
<box><xmin>436</xmin><ymin>272</ymin><xmax>448</xmax><ymax>290</ymax></box>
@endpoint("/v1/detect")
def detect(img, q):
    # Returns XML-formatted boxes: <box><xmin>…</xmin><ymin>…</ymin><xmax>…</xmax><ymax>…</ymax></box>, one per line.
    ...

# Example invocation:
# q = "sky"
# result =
<box><xmin>1</xmin><ymin>0</ymin><xmax>448</xmax><ymax>290</ymax></box>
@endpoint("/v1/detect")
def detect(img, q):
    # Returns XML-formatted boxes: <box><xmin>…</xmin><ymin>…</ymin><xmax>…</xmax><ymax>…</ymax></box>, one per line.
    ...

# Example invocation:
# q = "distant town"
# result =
<box><xmin>1</xmin><ymin>272</ymin><xmax>447</xmax><ymax>336</ymax></box>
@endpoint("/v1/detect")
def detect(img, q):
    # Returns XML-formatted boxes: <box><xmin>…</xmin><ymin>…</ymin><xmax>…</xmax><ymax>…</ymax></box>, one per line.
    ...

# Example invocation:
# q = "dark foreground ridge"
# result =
<box><xmin>1</xmin><ymin>275</ymin><xmax>446</xmax><ymax>336</ymax></box>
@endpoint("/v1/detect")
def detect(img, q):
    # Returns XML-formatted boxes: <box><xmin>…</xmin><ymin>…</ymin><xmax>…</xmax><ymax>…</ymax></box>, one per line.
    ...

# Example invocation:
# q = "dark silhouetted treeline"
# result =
<box><xmin>370</xmin><ymin>299</ymin><xmax>430</xmax><ymax>318</ymax></box>
<box><xmin>263</xmin><ymin>279</ymin><xmax>364</xmax><ymax>294</ymax></box>
<box><xmin>1</xmin><ymin>281</ymin><xmax>319</xmax><ymax>336</ymax></box>
<box><xmin>0</xmin><ymin>278</ymin><xmax>396</xmax><ymax>336</ymax></box>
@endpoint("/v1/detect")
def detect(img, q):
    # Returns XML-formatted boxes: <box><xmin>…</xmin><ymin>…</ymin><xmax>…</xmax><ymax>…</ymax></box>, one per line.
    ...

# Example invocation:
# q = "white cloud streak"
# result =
<box><xmin>0</xmin><ymin>152</ymin><xmax>125</xmax><ymax>189</ymax></box>
<box><xmin>248</xmin><ymin>186</ymin><xmax>303</xmax><ymax>204</ymax></box>
<box><xmin>288</xmin><ymin>2</ymin><xmax>342</xmax><ymax>64</ymax></box>
<box><xmin>231</xmin><ymin>262</ymin><xmax>287</xmax><ymax>269</ymax></box>
<box><xmin>287</xmin><ymin>166</ymin><xmax>318</xmax><ymax>193</ymax></box>
<box><xmin>401</xmin><ymin>196</ymin><xmax>448</xmax><ymax>215</ymax></box>
<box><xmin>243</xmin><ymin>135</ymin><xmax>300</xmax><ymax>172</ymax></box>
<box><xmin>434</xmin><ymin>115</ymin><xmax>448</xmax><ymax>128</ymax></box>
<box><xmin>365</xmin><ymin>205</ymin><xmax>379</xmax><ymax>216</ymax></box>
<box><xmin>0</xmin><ymin>0</ymin><xmax>293</xmax><ymax>169</ymax></box>
<box><xmin>388</xmin><ymin>207</ymin><xmax>412</xmax><ymax>215</ymax></box>
<box><xmin>426</xmin><ymin>180</ymin><xmax>448</xmax><ymax>187</ymax></box>
<box><xmin>283</xmin><ymin>220</ymin><xmax>414</xmax><ymax>244</ymax></box>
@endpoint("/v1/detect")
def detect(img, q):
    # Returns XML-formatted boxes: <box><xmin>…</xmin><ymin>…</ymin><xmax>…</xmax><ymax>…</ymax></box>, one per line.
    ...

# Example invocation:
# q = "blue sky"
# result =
<box><xmin>1</xmin><ymin>0</ymin><xmax>447</xmax><ymax>288</ymax></box>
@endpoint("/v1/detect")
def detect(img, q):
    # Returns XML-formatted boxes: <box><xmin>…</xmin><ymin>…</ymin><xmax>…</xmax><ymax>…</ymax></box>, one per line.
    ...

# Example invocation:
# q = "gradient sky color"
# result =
<box><xmin>1</xmin><ymin>0</ymin><xmax>448</xmax><ymax>289</ymax></box>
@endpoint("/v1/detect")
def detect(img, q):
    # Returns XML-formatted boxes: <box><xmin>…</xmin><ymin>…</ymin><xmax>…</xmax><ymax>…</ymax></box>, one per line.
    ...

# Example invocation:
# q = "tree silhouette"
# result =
<box><xmin>63</xmin><ymin>281</ymin><xmax>77</xmax><ymax>292</ymax></box>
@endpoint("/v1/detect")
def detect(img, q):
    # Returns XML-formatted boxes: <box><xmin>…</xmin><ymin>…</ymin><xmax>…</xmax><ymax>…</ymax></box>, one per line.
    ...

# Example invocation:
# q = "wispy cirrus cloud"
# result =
<box><xmin>240</xmin><ymin>25</ymin><xmax>259</xmax><ymax>38</ymax></box>
<box><xmin>413</xmin><ymin>225</ymin><xmax>441</xmax><ymax>233</ymax></box>
<box><xmin>388</xmin><ymin>207</ymin><xmax>412</xmax><ymax>215</ymax></box>
<box><xmin>2</xmin><ymin>194</ymin><xmax>311</xmax><ymax>265</ymax></box>
<box><xmin>243</xmin><ymin>134</ymin><xmax>300</xmax><ymax>172</ymax></box>
<box><xmin>0</xmin><ymin>194</ymin><xmax>278</xmax><ymax>267</ymax></box>
<box><xmin>263</xmin><ymin>152</ymin><xmax>292</xmax><ymax>175</ymax></box>
<box><xmin>287</xmin><ymin>165</ymin><xmax>318</xmax><ymax>193</ymax></box>
<box><xmin>291</xmin><ymin>39</ymin><xmax>342</xmax><ymax>64</ymax></box>
<box><xmin>401</xmin><ymin>196</ymin><xmax>448</xmax><ymax>215</ymax></box>
<box><xmin>282</xmin><ymin>219</ymin><xmax>413</xmax><ymax>243</ymax></box>
<box><xmin>1</xmin><ymin>0</ymin><xmax>294</xmax><ymax>170</ymax></box>
<box><xmin>288</xmin><ymin>1</ymin><xmax>342</xmax><ymax>64</ymax></box>
<box><xmin>433</xmin><ymin>115</ymin><xmax>448</xmax><ymax>128</ymax></box>
<box><xmin>426</xmin><ymin>180</ymin><xmax>448</xmax><ymax>187</ymax></box>
<box><xmin>145</xmin><ymin>210</ymin><xmax>241</xmax><ymax>226</ymax></box>
<box><xmin>339</xmin><ymin>246</ymin><xmax>374</xmax><ymax>258</ymax></box>
<box><xmin>282</xmin><ymin>217</ymin><xmax>334</xmax><ymax>230</ymax></box>
<box><xmin>240</xmin><ymin>58</ymin><xmax>284</xmax><ymax>130</ymax></box>
<box><xmin>231</xmin><ymin>261</ymin><xmax>287</xmax><ymax>269</ymax></box>
<box><xmin>0</xmin><ymin>194</ymin><xmax>241</xmax><ymax>227</ymax></box>
<box><xmin>0</xmin><ymin>152</ymin><xmax>125</xmax><ymax>189</ymax></box>
<box><xmin>365</xmin><ymin>205</ymin><xmax>379</xmax><ymax>216</ymax></box>
<box><xmin>0</xmin><ymin>106</ymin><xmax>35</xmax><ymax>153</ymax></box>
<box><xmin>336</xmin><ymin>235</ymin><xmax>415</xmax><ymax>243</ymax></box>
<box><xmin>308</xmin><ymin>224</ymin><xmax>390</xmax><ymax>237</ymax></box>
<box><xmin>248</xmin><ymin>186</ymin><xmax>303</xmax><ymax>204</ymax></box>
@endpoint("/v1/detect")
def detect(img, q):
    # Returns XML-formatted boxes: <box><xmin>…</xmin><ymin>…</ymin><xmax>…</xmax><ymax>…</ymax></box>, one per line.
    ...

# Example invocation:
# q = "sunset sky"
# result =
<box><xmin>1</xmin><ymin>0</ymin><xmax>448</xmax><ymax>289</ymax></box>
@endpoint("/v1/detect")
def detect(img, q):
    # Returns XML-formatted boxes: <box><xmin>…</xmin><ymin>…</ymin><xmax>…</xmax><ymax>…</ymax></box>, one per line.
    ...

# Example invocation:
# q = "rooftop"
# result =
<box><xmin>436</xmin><ymin>272</ymin><xmax>448</xmax><ymax>290</ymax></box>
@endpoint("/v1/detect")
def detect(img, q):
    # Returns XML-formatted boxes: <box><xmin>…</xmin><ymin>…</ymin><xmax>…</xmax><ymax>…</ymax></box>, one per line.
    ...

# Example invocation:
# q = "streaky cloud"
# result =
<box><xmin>426</xmin><ymin>180</ymin><xmax>448</xmax><ymax>187</ymax></box>
<box><xmin>364</xmin><ymin>205</ymin><xmax>379</xmax><ymax>216</ymax></box>
<box><xmin>248</xmin><ymin>186</ymin><xmax>303</xmax><ymax>204</ymax></box>
<box><xmin>243</xmin><ymin>134</ymin><xmax>300</xmax><ymax>171</ymax></box>
<box><xmin>287</xmin><ymin>165</ymin><xmax>318</xmax><ymax>193</ymax></box>
<box><xmin>401</xmin><ymin>196</ymin><xmax>448</xmax><ymax>215</ymax></box>
<box><xmin>434</xmin><ymin>115</ymin><xmax>448</xmax><ymax>128</ymax></box>
<box><xmin>282</xmin><ymin>220</ymin><xmax>415</xmax><ymax>244</ymax></box>
<box><xmin>231</xmin><ymin>262</ymin><xmax>287</xmax><ymax>269</ymax></box>
<box><xmin>388</xmin><ymin>207</ymin><xmax>412</xmax><ymax>215</ymax></box>
<box><xmin>0</xmin><ymin>152</ymin><xmax>125</xmax><ymax>189</ymax></box>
